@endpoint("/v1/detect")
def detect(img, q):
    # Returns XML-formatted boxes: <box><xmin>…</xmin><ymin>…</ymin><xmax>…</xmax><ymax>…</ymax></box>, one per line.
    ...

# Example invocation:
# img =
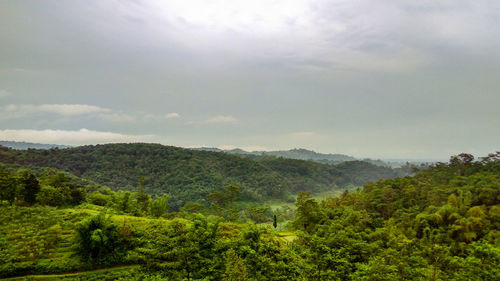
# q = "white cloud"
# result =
<box><xmin>142</xmin><ymin>112</ymin><xmax>181</xmax><ymax>120</ymax></box>
<box><xmin>2</xmin><ymin>104</ymin><xmax>111</xmax><ymax>116</ymax></box>
<box><xmin>98</xmin><ymin>112</ymin><xmax>135</xmax><ymax>122</ymax></box>
<box><xmin>164</xmin><ymin>112</ymin><xmax>180</xmax><ymax>119</ymax></box>
<box><xmin>34</xmin><ymin>104</ymin><xmax>110</xmax><ymax>115</ymax></box>
<box><xmin>0</xmin><ymin>128</ymin><xmax>155</xmax><ymax>146</ymax></box>
<box><xmin>205</xmin><ymin>115</ymin><xmax>239</xmax><ymax>124</ymax></box>
<box><xmin>0</xmin><ymin>90</ymin><xmax>12</xmax><ymax>98</ymax></box>
<box><xmin>0</xmin><ymin>104</ymin><xmax>136</xmax><ymax>122</ymax></box>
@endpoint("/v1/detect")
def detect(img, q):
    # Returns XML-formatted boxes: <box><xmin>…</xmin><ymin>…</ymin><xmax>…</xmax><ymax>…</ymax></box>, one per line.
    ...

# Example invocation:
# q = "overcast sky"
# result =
<box><xmin>0</xmin><ymin>0</ymin><xmax>499</xmax><ymax>159</ymax></box>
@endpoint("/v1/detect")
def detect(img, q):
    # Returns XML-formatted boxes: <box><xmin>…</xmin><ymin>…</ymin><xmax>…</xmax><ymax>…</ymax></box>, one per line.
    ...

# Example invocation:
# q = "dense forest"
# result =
<box><xmin>0</xmin><ymin>151</ymin><xmax>498</xmax><ymax>280</ymax></box>
<box><xmin>0</xmin><ymin>143</ymin><xmax>412</xmax><ymax>209</ymax></box>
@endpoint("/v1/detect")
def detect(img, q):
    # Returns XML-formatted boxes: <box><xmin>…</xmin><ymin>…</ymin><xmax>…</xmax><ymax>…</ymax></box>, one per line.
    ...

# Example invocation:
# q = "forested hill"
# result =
<box><xmin>0</xmin><ymin>143</ymin><xmax>409</xmax><ymax>209</ymax></box>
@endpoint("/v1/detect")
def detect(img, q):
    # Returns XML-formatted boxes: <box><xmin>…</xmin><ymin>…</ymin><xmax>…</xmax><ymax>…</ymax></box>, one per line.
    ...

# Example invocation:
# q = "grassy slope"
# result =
<box><xmin>0</xmin><ymin>205</ymin><xmax>146</xmax><ymax>278</ymax></box>
<box><xmin>0</xmin><ymin>204</ymin><xmax>297</xmax><ymax>280</ymax></box>
<box><xmin>0</xmin><ymin>206</ymin><xmax>89</xmax><ymax>278</ymax></box>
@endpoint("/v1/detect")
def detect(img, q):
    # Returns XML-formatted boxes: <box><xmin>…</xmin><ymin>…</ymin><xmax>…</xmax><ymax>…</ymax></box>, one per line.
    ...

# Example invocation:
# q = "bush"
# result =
<box><xmin>88</xmin><ymin>192</ymin><xmax>111</xmax><ymax>206</ymax></box>
<box><xmin>36</xmin><ymin>185</ymin><xmax>71</xmax><ymax>206</ymax></box>
<box><xmin>150</xmin><ymin>194</ymin><xmax>170</xmax><ymax>218</ymax></box>
<box><xmin>75</xmin><ymin>213</ymin><xmax>126</xmax><ymax>265</ymax></box>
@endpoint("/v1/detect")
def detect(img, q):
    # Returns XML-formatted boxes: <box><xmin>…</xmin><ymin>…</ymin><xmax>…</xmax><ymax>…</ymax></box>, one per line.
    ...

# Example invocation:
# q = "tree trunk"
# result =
<box><xmin>317</xmin><ymin>263</ymin><xmax>321</xmax><ymax>281</ymax></box>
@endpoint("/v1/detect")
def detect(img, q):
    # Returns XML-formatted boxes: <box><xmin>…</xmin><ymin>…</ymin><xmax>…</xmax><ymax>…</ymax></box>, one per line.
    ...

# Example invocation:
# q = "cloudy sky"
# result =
<box><xmin>1</xmin><ymin>0</ymin><xmax>499</xmax><ymax>159</ymax></box>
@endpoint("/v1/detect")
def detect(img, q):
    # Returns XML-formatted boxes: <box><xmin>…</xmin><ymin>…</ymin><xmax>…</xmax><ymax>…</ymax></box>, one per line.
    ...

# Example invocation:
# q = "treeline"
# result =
<box><xmin>0</xmin><ymin>143</ymin><xmax>413</xmax><ymax>209</ymax></box>
<box><xmin>0</xmin><ymin>165</ymin><xmax>289</xmax><ymax>225</ymax></box>
<box><xmin>0</xmin><ymin>166</ymin><xmax>87</xmax><ymax>207</ymax></box>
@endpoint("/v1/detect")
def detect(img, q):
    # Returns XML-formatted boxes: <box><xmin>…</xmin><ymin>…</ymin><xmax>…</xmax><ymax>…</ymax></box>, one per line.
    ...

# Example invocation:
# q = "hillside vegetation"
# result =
<box><xmin>0</xmin><ymin>152</ymin><xmax>498</xmax><ymax>280</ymax></box>
<box><xmin>0</xmin><ymin>143</ymin><xmax>410</xmax><ymax>209</ymax></box>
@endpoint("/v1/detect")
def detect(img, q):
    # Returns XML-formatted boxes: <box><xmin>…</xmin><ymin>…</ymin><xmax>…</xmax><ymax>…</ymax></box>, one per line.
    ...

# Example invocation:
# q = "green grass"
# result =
<box><xmin>267</xmin><ymin>187</ymin><xmax>356</xmax><ymax>211</ymax></box>
<box><xmin>277</xmin><ymin>232</ymin><xmax>297</xmax><ymax>243</ymax></box>
<box><xmin>267</xmin><ymin>201</ymin><xmax>295</xmax><ymax>211</ymax></box>
<box><xmin>0</xmin><ymin>205</ymin><xmax>158</xmax><ymax>279</ymax></box>
<box><xmin>0</xmin><ymin>206</ymin><xmax>96</xmax><ymax>278</ymax></box>
<box><xmin>310</xmin><ymin>189</ymin><xmax>344</xmax><ymax>200</ymax></box>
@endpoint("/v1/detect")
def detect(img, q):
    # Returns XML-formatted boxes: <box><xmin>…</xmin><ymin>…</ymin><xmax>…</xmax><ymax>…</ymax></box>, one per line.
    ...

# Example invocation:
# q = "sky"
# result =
<box><xmin>0</xmin><ymin>0</ymin><xmax>499</xmax><ymax>159</ymax></box>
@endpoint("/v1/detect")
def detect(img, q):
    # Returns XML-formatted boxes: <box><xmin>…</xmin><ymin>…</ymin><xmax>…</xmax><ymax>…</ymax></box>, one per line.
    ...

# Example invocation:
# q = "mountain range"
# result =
<box><xmin>0</xmin><ymin>141</ymin><xmax>72</xmax><ymax>150</ymax></box>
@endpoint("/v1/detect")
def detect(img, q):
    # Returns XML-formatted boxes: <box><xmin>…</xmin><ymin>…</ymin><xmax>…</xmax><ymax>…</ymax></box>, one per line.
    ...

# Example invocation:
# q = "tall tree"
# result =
<box><xmin>136</xmin><ymin>175</ymin><xmax>151</xmax><ymax>214</ymax></box>
<box><xmin>0</xmin><ymin>167</ymin><xmax>17</xmax><ymax>205</ymax></box>
<box><xmin>151</xmin><ymin>194</ymin><xmax>170</xmax><ymax>218</ymax></box>
<box><xmin>223</xmin><ymin>248</ymin><xmax>249</xmax><ymax>281</ymax></box>
<box><xmin>294</xmin><ymin>191</ymin><xmax>321</xmax><ymax>232</ymax></box>
<box><xmin>19</xmin><ymin>172</ymin><xmax>40</xmax><ymax>204</ymax></box>
<box><xmin>75</xmin><ymin>213</ymin><xmax>126</xmax><ymax>265</ymax></box>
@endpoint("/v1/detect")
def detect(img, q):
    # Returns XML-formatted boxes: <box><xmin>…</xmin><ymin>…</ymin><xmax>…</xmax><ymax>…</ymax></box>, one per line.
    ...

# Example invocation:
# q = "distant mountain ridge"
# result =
<box><xmin>0</xmin><ymin>140</ymin><xmax>72</xmax><ymax>150</ymax></box>
<box><xmin>193</xmin><ymin>147</ymin><xmax>356</xmax><ymax>163</ymax></box>
<box><xmin>192</xmin><ymin>147</ymin><xmax>429</xmax><ymax>168</ymax></box>
<box><xmin>263</xmin><ymin>148</ymin><xmax>356</xmax><ymax>162</ymax></box>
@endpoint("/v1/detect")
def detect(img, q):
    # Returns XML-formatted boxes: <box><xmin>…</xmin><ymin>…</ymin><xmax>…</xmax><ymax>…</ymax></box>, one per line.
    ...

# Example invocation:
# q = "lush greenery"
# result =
<box><xmin>291</xmin><ymin>152</ymin><xmax>500</xmax><ymax>280</ymax></box>
<box><xmin>0</xmin><ymin>143</ymin><xmax>412</xmax><ymax>209</ymax></box>
<box><xmin>0</xmin><ymin>152</ymin><xmax>498</xmax><ymax>280</ymax></box>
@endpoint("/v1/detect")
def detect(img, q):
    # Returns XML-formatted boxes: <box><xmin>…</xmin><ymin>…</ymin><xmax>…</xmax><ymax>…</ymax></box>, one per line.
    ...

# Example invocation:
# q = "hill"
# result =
<box><xmin>261</xmin><ymin>148</ymin><xmax>356</xmax><ymax>162</ymax></box>
<box><xmin>193</xmin><ymin>147</ymin><xmax>425</xmax><ymax>168</ymax></box>
<box><xmin>194</xmin><ymin>147</ymin><xmax>356</xmax><ymax>163</ymax></box>
<box><xmin>0</xmin><ymin>141</ymin><xmax>72</xmax><ymax>150</ymax></box>
<box><xmin>0</xmin><ymin>143</ymin><xmax>409</xmax><ymax>209</ymax></box>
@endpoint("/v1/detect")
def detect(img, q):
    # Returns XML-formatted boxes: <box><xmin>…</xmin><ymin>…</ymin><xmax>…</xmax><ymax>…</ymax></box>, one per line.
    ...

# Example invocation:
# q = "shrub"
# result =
<box><xmin>88</xmin><ymin>192</ymin><xmax>111</xmax><ymax>206</ymax></box>
<box><xmin>75</xmin><ymin>213</ymin><xmax>126</xmax><ymax>265</ymax></box>
<box><xmin>36</xmin><ymin>185</ymin><xmax>71</xmax><ymax>206</ymax></box>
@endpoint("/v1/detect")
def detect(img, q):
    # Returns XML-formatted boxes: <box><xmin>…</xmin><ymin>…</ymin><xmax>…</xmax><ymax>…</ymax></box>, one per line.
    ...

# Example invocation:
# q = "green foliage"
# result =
<box><xmin>75</xmin><ymin>214</ymin><xmax>126</xmax><ymax>265</ymax></box>
<box><xmin>0</xmin><ymin>205</ymin><xmax>88</xmax><ymax>278</ymax></box>
<box><xmin>289</xmin><ymin>152</ymin><xmax>500</xmax><ymax>280</ymax></box>
<box><xmin>150</xmin><ymin>194</ymin><xmax>170</xmax><ymax>218</ymax></box>
<box><xmin>18</xmin><ymin>171</ymin><xmax>41</xmax><ymax>205</ymax></box>
<box><xmin>207</xmin><ymin>185</ymin><xmax>242</xmax><ymax>221</ymax></box>
<box><xmin>138</xmin><ymin>215</ymin><xmax>220</xmax><ymax>280</ymax></box>
<box><xmin>293</xmin><ymin>191</ymin><xmax>321</xmax><ymax>232</ymax></box>
<box><xmin>0</xmin><ymin>166</ymin><xmax>17</xmax><ymax>205</ymax></box>
<box><xmin>245</xmin><ymin>205</ymin><xmax>272</xmax><ymax>223</ymax></box>
<box><xmin>36</xmin><ymin>185</ymin><xmax>71</xmax><ymax>206</ymax></box>
<box><xmin>88</xmin><ymin>191</ymin><xmax>111</xmax><ymax>206</ymax></box>
<box><xmin>223</xmin><ymin>248</ymin><xmax>249</xmax><ymax>281</ymax></box>
<box><xmin>136</xmin><ymin>175</ymin><xmax>151</xmax><ymax>214</ymax></box>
